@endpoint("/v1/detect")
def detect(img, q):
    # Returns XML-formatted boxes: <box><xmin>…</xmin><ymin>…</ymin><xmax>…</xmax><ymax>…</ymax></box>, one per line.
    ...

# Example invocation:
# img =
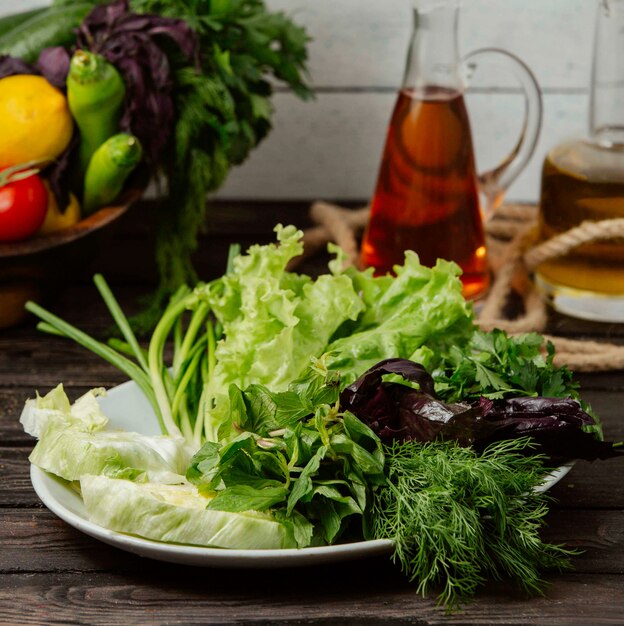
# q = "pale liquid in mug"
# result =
<box><xmin>536</xmin><ymin>140</ymin><xmax>624</xmax><ymax>322</ymax></box>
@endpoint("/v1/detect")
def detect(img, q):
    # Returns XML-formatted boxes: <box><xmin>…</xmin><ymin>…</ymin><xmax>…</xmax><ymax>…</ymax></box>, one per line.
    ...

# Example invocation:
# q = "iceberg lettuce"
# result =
<box><xmin>20</xmin><ymin>384</ymin><xmax>108</xmax><ymax>439</ymax></box>
<box><xmin>22</xmin><ymin>385</ymin><xmax>191</xmax><ymax>484</ymax></box>
<box><xmin>81</xmin><ymin>475</ymin><xmax>295</xmax><ymax>549</ymax></box>
<box><xmin>29</xmin><ymin>428</ymin><xmax>191</xmax><ymax>484</ymax></box>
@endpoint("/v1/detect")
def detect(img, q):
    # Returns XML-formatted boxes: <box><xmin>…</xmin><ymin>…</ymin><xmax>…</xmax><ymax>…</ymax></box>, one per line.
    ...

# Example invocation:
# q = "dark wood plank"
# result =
<box><xmin>0</xmin><ymin>389</ymin><xmax>36</xmax><ymax>445</ymax></box>
<box><xmin>32</xmin><ymin>199</ymin><xmax>317</xmax><ymax>286</ymax></box>
<box><xmin>543</xmin><ymin>510</ymin><xmax>624</xmax><ymax>572</ymax></box>
<box><xmin>111</xmin><ymin>198</ymin><xmax>317</xmax><ymax>238</ymax></box>
<box><xmin>576</xmin><ymin>391</ymin><xmax>624</xmax><ymax>437</ymax></box>
<box><xmin>0</xmin><ymin>509</ymin><xmax>148</xmax><ymax>573</ymax></box>
<box><xmin>0</xmin><ymin>448</ymin><xmax>33</xmax><ymax>506</ymax></box>
<box><xmin>575</xmin><ymin>372</ymin><xmax>624</xmax><ymax>393</ymax></box>
<box><xmin>0</xmin><ymin>572</ymin><xmax>622</xmax><ymax>625</ymax></box>
<box><xmin>549</xmin><ymin>461</ymin><xmax>624</xmax><ymax>509</ymax></box>
<box><xmin>0</xmin><ymin>334</ymin><xmax>126</xmax><ymax>388</ymax></box>
<box><xmin>547</xmin><ymin>311</ymin><xmax>624</xmax><ymax>340</ymax></box>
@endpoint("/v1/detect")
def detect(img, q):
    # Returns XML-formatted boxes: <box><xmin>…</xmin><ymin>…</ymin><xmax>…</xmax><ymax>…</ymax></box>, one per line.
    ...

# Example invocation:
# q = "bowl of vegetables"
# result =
<box><xmin>0</xmin><ymin>0</ymin><xmax>311</xmax><ymax>331</ymax></box>
<box><xmin>0</xmin><ymin>45</ymin><xmax>145</xmax><ymax>328</ymax></box>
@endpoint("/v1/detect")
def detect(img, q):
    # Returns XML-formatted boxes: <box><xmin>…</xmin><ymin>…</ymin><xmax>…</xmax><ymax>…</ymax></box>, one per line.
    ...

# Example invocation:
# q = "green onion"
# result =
<box><xmin>25</xmin><ymin>301</ymin><xmax>162</xmax><ymax>429</ymax></box>
<box><xmin>94</xmin><ymin>274</ymin><xmax>149</xmax><ymax>373</ymax></box>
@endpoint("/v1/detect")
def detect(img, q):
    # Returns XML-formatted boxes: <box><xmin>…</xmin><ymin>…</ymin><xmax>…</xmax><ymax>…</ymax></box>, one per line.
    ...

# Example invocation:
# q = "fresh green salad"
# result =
<box><xmin>22</xmin><ymin>225</ymin><xmax>622</xmax><ymax>609</ymax></box>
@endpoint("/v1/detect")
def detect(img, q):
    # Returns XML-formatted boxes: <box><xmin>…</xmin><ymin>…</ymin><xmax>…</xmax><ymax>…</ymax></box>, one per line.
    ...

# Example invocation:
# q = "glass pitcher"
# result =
<box><xmin>360</xmin><ymin>0</ymin><xmax>542</xmax><ymax>299</ymax></box>
<box><xmin>535</xmin><ymin>0</ymin><xmax>624</xmax><ymax>323</ymax></box>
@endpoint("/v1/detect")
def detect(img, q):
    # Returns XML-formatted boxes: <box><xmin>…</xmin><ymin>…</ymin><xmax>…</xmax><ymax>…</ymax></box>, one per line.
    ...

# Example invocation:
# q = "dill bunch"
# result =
<box><xmin>371</xmin><ymin>438</ymin><xmax>575</xmax><ymax>610</ymax></box>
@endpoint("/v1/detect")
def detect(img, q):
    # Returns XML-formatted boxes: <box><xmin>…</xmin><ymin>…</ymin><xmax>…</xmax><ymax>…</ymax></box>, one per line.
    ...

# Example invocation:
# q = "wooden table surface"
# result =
<box><xmin>1</xmin><ymin>202</ymin><xmax>623</xmax><ymax>625</ymax></box>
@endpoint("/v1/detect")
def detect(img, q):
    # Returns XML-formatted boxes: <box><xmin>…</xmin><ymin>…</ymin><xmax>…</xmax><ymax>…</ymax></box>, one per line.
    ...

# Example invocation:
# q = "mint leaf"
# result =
<box><xmin>206</xmin><ymin>485</ymin><xmax>288</xmax><ymax>512</ymax></box>
<box><xmin>287</xmin><ymin>446</ymin><xmax>327</xmax><ymax>515</ymax></box>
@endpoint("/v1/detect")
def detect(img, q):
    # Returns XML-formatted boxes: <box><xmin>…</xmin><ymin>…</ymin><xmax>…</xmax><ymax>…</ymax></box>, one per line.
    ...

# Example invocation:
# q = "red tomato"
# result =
<box><xmin>0</xmin><ymin>173</ymin><xmax>48</xmax><ymax>242</ymax></box>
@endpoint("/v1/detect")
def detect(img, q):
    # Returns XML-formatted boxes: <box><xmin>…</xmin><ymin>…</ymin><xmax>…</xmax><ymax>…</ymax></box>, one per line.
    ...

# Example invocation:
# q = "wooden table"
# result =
<box><xmin>1</xmin><ymin>202</ymin><xmax>623</xmax><ymax>625</ymax></box>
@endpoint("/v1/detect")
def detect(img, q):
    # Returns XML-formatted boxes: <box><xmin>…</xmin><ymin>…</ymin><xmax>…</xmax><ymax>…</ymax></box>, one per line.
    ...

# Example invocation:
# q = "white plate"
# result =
<box><xmin>29</xmin><ymin>379</ymin><xmax>573</xmax><ymax>567</ymax></box>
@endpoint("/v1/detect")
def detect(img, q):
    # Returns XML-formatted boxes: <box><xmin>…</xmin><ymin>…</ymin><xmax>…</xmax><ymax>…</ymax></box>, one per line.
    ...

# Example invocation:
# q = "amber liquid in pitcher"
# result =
<box><xmin>360</xmin><ymin>87</ymin><xmax>489</xmax><ymax>299</ymax></box>
<box><xmin>537</xmin><ymin>141</ymin><xmax>624</xmax><ymax>295</ymax></box>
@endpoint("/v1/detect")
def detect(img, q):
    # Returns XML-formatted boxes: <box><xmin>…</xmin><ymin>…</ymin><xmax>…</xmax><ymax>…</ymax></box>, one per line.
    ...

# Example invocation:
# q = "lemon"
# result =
<box><xmin>37</xmin><ymin>184</ymin><xmax>81</xmax><ymax>235</ymax></box>
<box><xmin>0</xmin><ymin>75</ymin><xmax>73</xmax><ymax>168</ymax></box>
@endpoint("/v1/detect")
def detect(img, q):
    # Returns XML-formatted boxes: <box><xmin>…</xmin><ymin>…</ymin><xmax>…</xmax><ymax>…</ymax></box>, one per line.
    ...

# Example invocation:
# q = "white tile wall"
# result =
<box><xmin>1</xmin><ymin>0</ymin><xmax>597</xmax><ymax>202</ymax></box>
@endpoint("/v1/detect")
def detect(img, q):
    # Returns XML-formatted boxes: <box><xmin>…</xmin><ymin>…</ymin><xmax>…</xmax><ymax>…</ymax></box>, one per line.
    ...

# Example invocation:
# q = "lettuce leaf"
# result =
<box><xmin>198</xmin><ymin>225</ymin><xmax>365</xmax><ymax>440</ymax></box>
<box><xmin>326</xmin><ymin>254</ymin><xmax>474</xmax><ymax>384</ymax></box>
<box><xmin>81</xmin><ymin>474</ymin><xmax>295</xmax><ymax>549</ymax></box>
<box><xmin>29</xmin><ymin>428</ymin><xmax>192</xmax><ymax>484</ymax></box>
<box><xmin>20</xmin><ymin>384</ymin><xmax>108</xmax><ymax>439</ymax></box>
<box><xmin>193</xmin><ymin>227</ymin><xmax>476</xmax><ymax>442</ymax></box>
<box><xmin>22</xmin><ymin>385</ymin><xmax>191</xmax><ymax>484</ymax></box>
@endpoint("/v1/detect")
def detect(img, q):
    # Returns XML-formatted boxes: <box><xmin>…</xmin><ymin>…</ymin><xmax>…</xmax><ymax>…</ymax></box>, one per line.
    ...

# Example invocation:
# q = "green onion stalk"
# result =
<box><xmin>26</xmin><ymin>274</ymin><xmax>217</xmax><ymax>449</ymax></box>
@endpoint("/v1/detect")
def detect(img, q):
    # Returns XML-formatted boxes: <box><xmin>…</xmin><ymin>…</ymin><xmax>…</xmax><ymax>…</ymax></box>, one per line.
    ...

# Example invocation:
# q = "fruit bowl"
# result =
<box><xmin>0</xmin><ymin>187</ymin><xmax>142</xmax><ymax>329</ymax></box>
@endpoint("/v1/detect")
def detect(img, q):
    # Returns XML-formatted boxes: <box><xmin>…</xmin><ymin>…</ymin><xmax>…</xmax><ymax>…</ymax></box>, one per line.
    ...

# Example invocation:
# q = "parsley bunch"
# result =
<box><xmin>97</xmin><ymin>0</ymin><xmax>311</xmax><ymax>331</ymax></box>
<box><xmin>432</xmin><ymin>329</ymin><xmax>579</xmax><ymax>402</ymax></box>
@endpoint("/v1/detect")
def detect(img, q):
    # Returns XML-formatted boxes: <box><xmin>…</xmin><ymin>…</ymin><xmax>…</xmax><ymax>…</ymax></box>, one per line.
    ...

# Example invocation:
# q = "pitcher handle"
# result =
<box><xmin>462</xmin><ymin>48</ymin><xmax>543</xmax><ymax>215</ymax></box>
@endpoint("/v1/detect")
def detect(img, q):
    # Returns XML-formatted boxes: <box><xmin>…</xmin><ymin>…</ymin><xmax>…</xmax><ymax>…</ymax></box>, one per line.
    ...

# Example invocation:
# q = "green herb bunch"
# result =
<box><xmin>186</xmin><ymin>363</ymin><xmax>576</xmax><ymax>609</ymax></box>
<box><xmin>24</xmin><ymin>231</ymin><xmax>595</xmax><ymax>611</ymax></box>
<box><xmin>432</xmin><ymin>329</ymin><xmax>579</xmax><ymax>402</ymax></box>
<box><xmin>128</xmin><ymin>0</ymin><xmax>312</xmax><ymax>331</ymax></box>
<box><xmin>372</xmin><ymin>438</ymin><xmax>574</xmax><ymax>610</ymax></box>
<box><xmin>187</xmin><ymin>359</ymin><xmax>387</xmax><ymax>548</ymax></box>
<box><xmin>31</xmin><ymin>0</ymin><xmax>311</xmax><ymax>332</ymax></box>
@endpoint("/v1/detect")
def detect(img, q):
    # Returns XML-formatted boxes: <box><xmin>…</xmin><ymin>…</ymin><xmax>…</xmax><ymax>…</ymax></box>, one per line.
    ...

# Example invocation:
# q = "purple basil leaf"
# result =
<box><xmin>341</xmin><ymin>358</ymin><xmax>623</xmax><ymax>464</ymax></box>
<box><xmin>473</xmin><ymin>397</ymin><xmax>622</xmax><ymax>462</ymax></box>
<box><xmin>340</xmin><ymin>358</ymin><xmax>470</xmax><ymax>443</ymax></box>
<box><xmin>396</xmin><ymin>390</ymin><xmax>478</xmax><ymax>446</ymax></box>
<box><xmin>76</xmin><ymin>0</ymin><xmax>199</xmax><ymax>168</ymax></box>
<box><xmin>44</xmin><ymin>133</ymin><xmax>78</xmax><ymax>213</ymax></box>
<box><xmin>36</xmin><ymin>47</ymin><xmax>71</xmax><ymax>90</ymax></box>
<box><xmin>0</xmin><ymin>54</ymin><xmax>39</xmax><ymax>79</ymax></box>
<box><xmin>341</xmin><ymin>358</ymin><xmax>436</xmax><ymax>407</ymax></box>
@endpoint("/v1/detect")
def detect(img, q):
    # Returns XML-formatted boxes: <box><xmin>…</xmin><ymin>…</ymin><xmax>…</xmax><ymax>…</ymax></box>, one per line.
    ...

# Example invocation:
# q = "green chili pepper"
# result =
<box><xmin>67</xmin><ymin>50</ymin><xmax>126</xmax><ymax>178</ymax></box>
<box><xmin>83</xmin><ymin>133</ymin><xmax>143</xmax><ymax>214</ymax></box>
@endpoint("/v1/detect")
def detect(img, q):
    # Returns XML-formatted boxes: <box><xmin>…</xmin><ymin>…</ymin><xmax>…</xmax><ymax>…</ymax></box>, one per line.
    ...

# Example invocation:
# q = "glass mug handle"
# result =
<box><xmin>462</xmin><ymin>48</ymin><xmax>543</xmax><ymax>215</ymax></box>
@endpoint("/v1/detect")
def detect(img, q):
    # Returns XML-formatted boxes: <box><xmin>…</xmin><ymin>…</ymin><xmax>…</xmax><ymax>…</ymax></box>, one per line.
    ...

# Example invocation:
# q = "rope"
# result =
<box><xmin>524</xmin><ymin>218</ymin><xmax>624</xmax><ymax>271</ymax></box>
<box><xmin>288</xmin><ymin>202</ymin><xmax>368</xmax><ymax>270</ymax></box>
<box><xmin>477</xmin><ymin>213</ymin><xmax>624</xmax><ymax>372</ymax></box>
<box><xmin>546</xmin><ymin>336</ymin><xmax>624</xmax><ymax>371</ymax></box>
<box><xmin>298</xmin><ymin>201</ymin><xmax>624</xmax><ymax>371</ymax></box>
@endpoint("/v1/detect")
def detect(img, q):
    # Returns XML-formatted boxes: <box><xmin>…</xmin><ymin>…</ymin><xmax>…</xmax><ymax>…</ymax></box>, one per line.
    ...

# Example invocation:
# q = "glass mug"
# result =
<box><xmin>360</xmin><ymin>0</ymin><xmax>543</xmax><ymax>299</ymax></box>
<box><xmin>535</xmin><ymin>0</ymin><xmax>624</xmax><ymax>323</ymax></box>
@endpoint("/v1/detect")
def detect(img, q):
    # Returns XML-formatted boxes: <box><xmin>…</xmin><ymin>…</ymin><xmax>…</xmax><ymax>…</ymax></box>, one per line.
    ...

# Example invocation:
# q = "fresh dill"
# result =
<box><xmin>371</xmin><ymin>438</ymin><xmax>575</xmax><ymax>610</ymax></box>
